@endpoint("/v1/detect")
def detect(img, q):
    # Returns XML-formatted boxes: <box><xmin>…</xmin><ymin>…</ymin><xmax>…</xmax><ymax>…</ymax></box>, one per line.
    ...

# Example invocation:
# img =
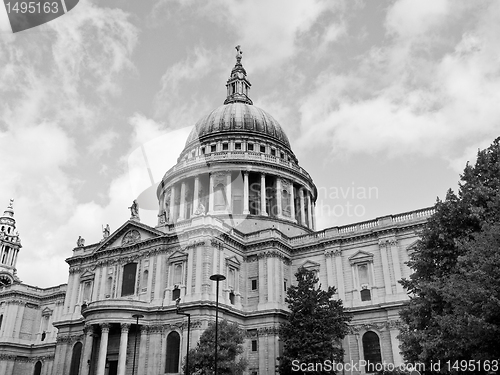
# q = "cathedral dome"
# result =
<box><xmin>184</xmin><ymin>102</ymin><xmax>291</xmax><ymax>150</ymax></box>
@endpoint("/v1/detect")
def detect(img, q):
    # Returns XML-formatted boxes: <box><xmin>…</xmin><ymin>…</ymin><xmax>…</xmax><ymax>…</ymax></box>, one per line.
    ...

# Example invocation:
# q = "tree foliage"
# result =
<box><xmin>278</xmin><ymin>267</ymin><xmax>351</xmax><ymax>375</ymax></box>
<box><xmin>399</xmin><ymin>137</ymin><xmax>500</xmax><ymax>373</ymax></box>
<box><xmin>184</xmin><ymin>319</ymin><xmax>247</xmax><ymax>375</ymax></box>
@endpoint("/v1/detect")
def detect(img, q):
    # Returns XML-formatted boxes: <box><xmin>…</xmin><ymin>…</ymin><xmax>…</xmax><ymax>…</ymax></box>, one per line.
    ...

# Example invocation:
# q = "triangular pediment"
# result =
<box><xmin>41</xmin><ymin>307</ymin><xmax>53</xmax><ymax>316</ymax></box>
<box><xmin>406</xmin><ymin>239</ymin><xmax>420</xmax><ymax>254</ymax></box>
<box><xmin>80</xmin><ymin>270</ymin><xmax>95</xmax><ymax>280</ymax></box>
<box><xmin>300</xmin><ymin>260</ymin><xmax>320</xmax><ymax>270</ymax></box>
<box><xmin>168</xmin><ymin>250</ymin><xmax>188</xmax><ymax>262</ymax></box>
<box><xmin>226</xmin><ymin>256</ymin><xmax>241</xmax><ymax>266</ymax></box>
<box><xmin>349</xmin><ymin>250</ymin><xmax>374</xmax><ymax>265</ymax></box>
<box><xmin>95</xmin><ymin>220</ymin><xmax>164</xmax><ymax>253</ymax></box>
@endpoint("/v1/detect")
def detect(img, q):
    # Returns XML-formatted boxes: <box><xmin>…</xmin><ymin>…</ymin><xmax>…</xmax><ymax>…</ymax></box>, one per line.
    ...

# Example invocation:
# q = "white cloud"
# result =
<box><xmin>296</xmin><ymin>1</ymin><xmax>500</xmax><ymax>172</ymax></box>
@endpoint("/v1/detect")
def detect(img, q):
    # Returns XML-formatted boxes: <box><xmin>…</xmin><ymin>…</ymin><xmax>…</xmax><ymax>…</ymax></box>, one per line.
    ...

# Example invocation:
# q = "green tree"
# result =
<box><xmin>399</xmin><ymin>137</ymin><xmax>500</xmax><ymax>373</ymax></box>
<box><xmin>278</xmin><ymin>267</ymin><xmax>351</xmax><ymax>375</ymax></box>
<box><xmin>184</xmin><ymin>319</ymin><xmax>247</xmax><ymax>375</ymax></box>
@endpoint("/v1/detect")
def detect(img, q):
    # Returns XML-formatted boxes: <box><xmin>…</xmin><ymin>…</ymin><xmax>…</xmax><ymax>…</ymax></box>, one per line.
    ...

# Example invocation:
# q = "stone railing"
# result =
<box><xmin>163</xmin><ymin>150</ymin><xmax>312</xmax><ymax>180</ymax></box>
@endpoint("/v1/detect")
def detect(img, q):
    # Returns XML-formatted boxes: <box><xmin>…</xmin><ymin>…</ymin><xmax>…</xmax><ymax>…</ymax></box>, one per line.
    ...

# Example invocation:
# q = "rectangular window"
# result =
<box><xmin>229</xmin><ymin>267</ymin><xmax>236</xmax><ymax>289</ymax></box>
<box><xmin>201</xmin><ymin>147</ymin><xmax>205</xmax><ymax>154</ymax></box>
<box><xmin>235</xmin><ymin>142</ymin><xmax>242</xmax><ymax>150</ymax></box>
<box><xmin>271</xmin><ymin>149</ymin><xmax>276</xmax><ymax>156</ymax></box>
<box><xmin>173</xmin><ymin>263</ymin><xmax>183</xmax><ymax>285</ymax></box>
<box><xmin>248</xmin><ymin>143</ymin><xmax>254</xmax><ymax>151</ymax></box>
<box><xmin>222</xmin><ymin>143</ymin><xmax>229</xmax><ymax>151</ymax></box>
<box><xmin>251</xmin><ymin>279</ymin><xmax>258</xmax><ymax>290</ymax></box>
<box><xmin>211</xmin><ymin>145</ymin><xmax>216</xmax><ymax>152</ymax></box>
<box><xmin>284</xmin><ymin>280</ymin><xmax>287</xmax><ymax>291</ymax></box>
<box><xmin>260</xmin><ymin>145</ymin><xmax>266</xmax><ymax>153</ymax></box>
<box><xmin>280</xmin><ymin>152</ymin><xmax>284</xmax><ymax>159</ymax></box>
<box><xmin>358</xmin><ymin>264</ymin><xmax>369</xmax><ymax>285</ymax></box>
<box><xmin>121</xmin><ymin>263</ymin><xmax>137</xmax><ymax>296</ymax></box>
<box><xmin>251</xmin><ymin>340</ymin><xmax>258</xmax><ymax>352</ymax></box>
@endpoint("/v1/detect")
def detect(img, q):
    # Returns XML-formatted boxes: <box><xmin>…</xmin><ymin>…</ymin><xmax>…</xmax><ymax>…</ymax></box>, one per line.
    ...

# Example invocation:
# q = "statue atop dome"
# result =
<box><xmin>235</xmin><ymin>45</ymin><xmax>242</xmax><ymax>64</ymax></box>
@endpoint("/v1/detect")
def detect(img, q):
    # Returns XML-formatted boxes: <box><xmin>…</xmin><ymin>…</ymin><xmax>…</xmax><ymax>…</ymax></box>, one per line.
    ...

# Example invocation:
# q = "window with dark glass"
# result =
<box><xmin>165</xmin><ymin>331</ymin><xmax>181</xmax><ymax>373</ymax></box>
<box><xmin>362</xmin><ymin>331</ymin><xmax>382</xmax><ymax>372</ymax></box>
<box><xmin>222</xmin><ymin>143</ymin><xmax>229</xmax><ymax>150</ymax></box>
<box><xmin>280</xmin><ymin>152</ymin><xmax>284</xmax><ymax>159</ymax></box>
<box><xmin>260</xmin><ymin>145</ymin><xmax>266</xmax><ymax>153</ymax></box>
<box><xmin>121</xmin><ymin>263</ymin><xmax>137</xmax><ymax>296</ymax></box>
<box><xmin>201</xmin><ymin>147</ymin><xmax>205</xmax><ymax>154</ymax></box>
<box><xmin>172</xmin><ymin>287</ymin><xmax>181</xmax><ymax>301</ymax></box>
<box><xmin>211</xmin><ymin>144</ymin><xmax>216</xmax><ymax>152</ymax></box>
<box><xmin>271</xmin><ymin>149</ymin><xmax>276</xmax><ymax>156</ymax></box>
<box><xmin>0</xmin><ymin>314</ymin><xmax>3</xmax><ymax>330</ymax></box>
<box><xmin>68</xmin><ymin>342</ymin><xmax>82</xmax><ymax>375</ymax></box>
<box><xmin>248</xmin><ymin>143</ymin><xmax>254</xmax><ymax>151</ymax></box>
<box><xmin>235</xmin><ymin>142</ymin><xmax>241</xmax><ymax>150</ymax></box>
<box><xmin>229</xmin><ymin>291</ymin><xmax>235</xmax><ymax>305</ymax></box>
<box><xmin>33</xmin><ymin>361</ymin><xmax>42</xmax><ymax>375</ymax></box>
<box><xmin>284</xmin><ymin>280</ymin><xmax>287</xmax><ymax>291</ymax></box>
<box><xmin>360</xmin><ymin>289</ymin><xmax>371</xmax><ymax>301</ymax></box>
<box><xmin>251</xmin><ymin>279</ymin><xmax>258</xmax><ymax>290</ymax></box>
<box><xmin>251</xmin><ymin>340</ymin><xmax>258</xmax><ymax>351</ymax></box>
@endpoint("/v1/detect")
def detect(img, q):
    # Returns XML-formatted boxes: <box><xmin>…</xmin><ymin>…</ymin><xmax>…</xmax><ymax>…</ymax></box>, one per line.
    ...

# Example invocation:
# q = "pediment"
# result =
<box><xmin>300</xmin><ymin>260</ymin><xmax>320</xmax><ymax>271</ymax></box>
<box><xmin>41</xmin><ymin>307</ymin><xmax>53</xmax><ymax>316</ymax></box>
<box><xmin>95</xmin><ymin>220</ymin><xmax>164</xmax><ymax>253</ymax></box>
<box><xmin>226</xmin><ymin>256</ymin><xmax>241</xmax><ymax>270</ymax></box>
<box><xmin>406</xmin><ymin>240</ymin><xmax>420</xmax><ymax>255</ymax></box>
<box><xmin>349</xmin><ymin>250</ymin><xmax>374</xmax><ymax>265</ymax></box>
<box><xmin>80</xmin><ymin>270</ymin><xmax>95</xmax><ymax>281</ymax></box>
<box><xmin>168</xmin><ymin>250</ymin><xmax>188</xmax><ymax>263</ymax></box>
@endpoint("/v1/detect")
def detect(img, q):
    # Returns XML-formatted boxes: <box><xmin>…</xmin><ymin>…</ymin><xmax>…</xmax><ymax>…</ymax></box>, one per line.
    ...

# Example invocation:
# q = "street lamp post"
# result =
<box><xmin>131</xmin><ymin>314</ymin><xmax>144</xmax><ymax>375</ymax></box>
<box><xmin>176</xmin><ymin>297</ymin><xmax>191</xmax><ymax>375</ymax></box>
<box><xmin>210</xmin><ymin>274</ymin><xmax>226</xmax><ymax>375</ymax></box>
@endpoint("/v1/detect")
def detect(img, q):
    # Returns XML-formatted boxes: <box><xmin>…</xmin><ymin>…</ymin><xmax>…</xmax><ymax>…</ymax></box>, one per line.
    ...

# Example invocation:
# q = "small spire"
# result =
<box><xmin>3</xmin><ymin>199</ymin><xmax>14</xmax><ymax>218</ymax></box>
<box><xmin>224</xmin><ymin>45</ymin><xmax>253</xmax><ymax>105</ymax></box>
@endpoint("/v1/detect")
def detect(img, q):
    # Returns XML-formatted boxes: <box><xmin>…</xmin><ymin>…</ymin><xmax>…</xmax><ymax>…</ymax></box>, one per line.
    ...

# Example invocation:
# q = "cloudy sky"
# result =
<box><xmin>1</xmin><ymin>0</ymin><xmax>499</xmax><ymax>287</ymax></box>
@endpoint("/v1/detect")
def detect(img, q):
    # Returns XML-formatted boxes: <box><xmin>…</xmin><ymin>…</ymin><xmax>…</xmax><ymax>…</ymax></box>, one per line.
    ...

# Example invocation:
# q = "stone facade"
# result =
<box><xmin>0</xmin><ymin>49</ymin><xmax>435</xmax><ymax>375</ymax></box>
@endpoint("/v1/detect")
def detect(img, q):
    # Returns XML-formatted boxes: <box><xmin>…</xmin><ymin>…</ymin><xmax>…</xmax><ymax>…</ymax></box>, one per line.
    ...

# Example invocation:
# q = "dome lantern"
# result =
<box><xmin>224</xmin><ymin>45</ymin><xmax>253</xmax><ymax>105</ymax></box>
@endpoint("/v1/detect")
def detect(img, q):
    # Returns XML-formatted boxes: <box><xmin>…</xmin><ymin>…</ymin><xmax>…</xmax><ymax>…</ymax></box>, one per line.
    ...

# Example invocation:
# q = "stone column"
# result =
<box><xmin>276</xmin><ymin>177</ymin><xmax>283</xmax><ymax>217</ymax></box>
<box><xmin>208</xmin><ymin>173</ymin><xmax>214</xmax><ymax>213</ymax></box>
<box><xmin>179</xmin><ymin>181</ymin><xmax>186</xmax><ymax>221</ymax></box>
<box><xmin>243</xmin><ymin>171</ymin><xmax>250</xmax><ymax>214</ymax></box>
<box><xmin>117</xmin><ymin>323</ymin><xmax>130</xmax><ymax>375</ymax></box>
<box><xmin>80</xmin><ymin>325</ymin><xmax>94</xmax><ymax>375</ymax></box>
<box><xmin>334</xmin><ymin>251</ymin><xmax>345</xmax><ymax>301</ymax></box>
<box><xmin>226</xmin><ymin>172</ymin><xmax>232</xmax><ymax>212</ymax></box>
<box><xmin>389</xmin><ymin>239</ymin><xmax>404</xmax><ymax>294</ymax></box>
<box><xmin>96</xmin><ymin>323</ymin><xmax>110</xmax><ymax>375</ymax></box>
<box><xmin>307</xmin><ymin>192</ymin><xmax>313</xmax><ymax>229</ymax></box>
<box><xmin>311</xmin><ymin>202</ymin><xmax>316</xmax><ymax>230</ymax></box>
<box><xmin>299</xmin><ymin>188</ymin><xmax>306</xmax><ymax>225</ymax></box>
<box><xmin>169</xmin><ymin>185</ymin><xmax>176</xmax><ymax>224</ymax></box>
<box><xmin>290</xmin><ymin>183</ymin><xmax>295</xmax><ymax>221</ymax></box>
<box><xmin>379</xmin><ymin>240</ymin><xmax>392</xmax><ymax>295</ymax></box>
<box><xmin>260</xmin><ymin>173</ymin><xmax>268</xmax><ymax>216</ymax></box>
<box><xmin>193</xmin><ymin>176</ymin><xmax>199</xmax><ymax>213</ymax></box>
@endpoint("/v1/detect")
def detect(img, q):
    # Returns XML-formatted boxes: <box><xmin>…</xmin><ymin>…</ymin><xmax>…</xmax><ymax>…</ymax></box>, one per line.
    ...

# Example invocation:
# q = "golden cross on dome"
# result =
<box><xmin>8</xmin><ymin>198</ymin><xmax>13</xmax><ymax>209</ymax></box>
<box><xmin>235</xmin><ymin>45</ymin><xmax>242</xmax><ymax>64</ymax></box>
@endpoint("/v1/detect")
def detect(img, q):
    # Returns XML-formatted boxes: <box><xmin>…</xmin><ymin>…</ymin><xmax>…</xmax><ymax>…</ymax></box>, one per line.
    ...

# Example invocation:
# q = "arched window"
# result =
<box><xmin>362</xmin><ymin>331</ymin><xmax>382</xmax><ymax>372</ymax></box>
<box><xmin>165</xmin><ymin>331</ymin><xmax>180</xmax><ymax>373</ymax></box>
<box><xmin>69</xmin><ymin>342</ymin><xmax>83</xmax><ymax>375</ymax></box>
<box><xmin>121</xmin><ymin>263</ymin><xmax>137</xmax><ymax>296</ymax></box>
<box><xmin>33</xmin><ymin>361</ymin><xmax>42</xmax><ymax>375</ymax></box>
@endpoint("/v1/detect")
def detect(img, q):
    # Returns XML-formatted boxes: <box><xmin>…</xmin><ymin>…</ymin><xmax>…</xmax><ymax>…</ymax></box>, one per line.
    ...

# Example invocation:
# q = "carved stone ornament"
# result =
<box><xmin>122</xmin><ymin>229</ymin><xmax>141</xmax><ymax>245</ymax></box>
<box><xmin>212</xmin><ymin>172</ymin><xmax>227</xmax><ymax>187</ymax></box>
<box><xmin>280</xmin><ymin>178</ymin><xmax>290</xmax><ymax>190</ymax></box>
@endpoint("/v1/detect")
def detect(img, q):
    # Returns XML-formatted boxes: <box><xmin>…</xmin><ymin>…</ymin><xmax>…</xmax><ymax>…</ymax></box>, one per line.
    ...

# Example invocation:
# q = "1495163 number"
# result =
<box><xmin>5</xmin><ymin>1</ymin><xmax>59</xmax><ymax>14</ymax></box>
